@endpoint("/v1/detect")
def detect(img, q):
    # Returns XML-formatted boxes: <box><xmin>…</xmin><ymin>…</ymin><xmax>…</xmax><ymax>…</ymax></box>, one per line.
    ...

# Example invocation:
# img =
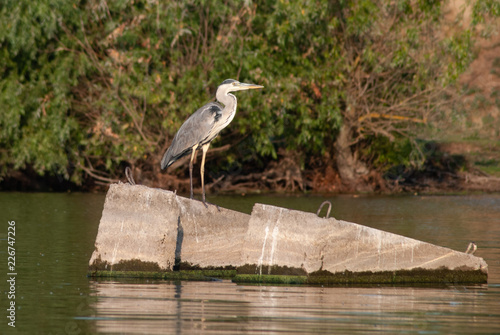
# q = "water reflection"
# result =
<box><xmin>89</xmin><ymin>279</ymin><xmax>498</xmax><ymax>334</ymax></box>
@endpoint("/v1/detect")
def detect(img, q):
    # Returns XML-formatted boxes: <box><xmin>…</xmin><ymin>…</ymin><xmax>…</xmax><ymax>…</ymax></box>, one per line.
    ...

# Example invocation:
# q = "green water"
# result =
<box><xmin>1</xmin><ymin>192</ymin><xmax>500</xmax><ymax>334</ymax></box>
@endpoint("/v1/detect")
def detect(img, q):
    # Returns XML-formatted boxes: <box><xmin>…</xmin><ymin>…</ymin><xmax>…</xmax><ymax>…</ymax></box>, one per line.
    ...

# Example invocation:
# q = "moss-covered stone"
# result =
<box><xmin>232</xmin><ymin>274</ymin><xmax>308</xmax><ymax>285</ymax></box>
<box><xmin>173</xmin><ymin>260</ymin><xmax>237</xmax><ymax>272</ymax></box>
<box><xmin>307</xmin><ymin>268</ymin><xmax>487</xmax><ymax>285</ymax></box>
<box><xmin>89</xmin><ymin>257</ymin><xmax>162</xmax><ymax>272</ymax></box>
<box><xmin>232</xmin><ymin>268</ymin><xmax>486</xmax><ymax>285</ymax></box>
<box><xmin>236</xmin><ymin>264</ymin><xmax>308</xmax><ymax>276</ymax></box>
<box><xmin>88</xmin><ymin>269</ymin><xmax>237</xmax><ymax>281</ymax></box>
<box><xmin>88</xmin><ymin>266</ymin><xmax>487</xmax><ymax>286</ymax></box>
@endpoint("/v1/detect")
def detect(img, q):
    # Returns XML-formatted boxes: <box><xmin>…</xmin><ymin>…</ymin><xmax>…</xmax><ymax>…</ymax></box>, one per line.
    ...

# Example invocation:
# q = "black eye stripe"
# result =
<box><xmin>221</xmin><ymin>79</ymin><xmax>237</xmax><ymax>85</ymax></box>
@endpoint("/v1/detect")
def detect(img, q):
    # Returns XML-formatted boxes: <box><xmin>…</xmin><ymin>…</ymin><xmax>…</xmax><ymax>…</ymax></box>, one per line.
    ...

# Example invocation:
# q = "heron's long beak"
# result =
<box><xmin>234</xmin><ymin>82</ymin><xmax>264</xmax><ymax>91</ymax></box>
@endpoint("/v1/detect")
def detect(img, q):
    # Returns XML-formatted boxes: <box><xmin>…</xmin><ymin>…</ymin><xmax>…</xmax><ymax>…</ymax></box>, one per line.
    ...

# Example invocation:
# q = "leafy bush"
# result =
<box><xmin>0</xmin><ymin>0</ymin><xmax>498</xmax><ymax>189</ymax></box>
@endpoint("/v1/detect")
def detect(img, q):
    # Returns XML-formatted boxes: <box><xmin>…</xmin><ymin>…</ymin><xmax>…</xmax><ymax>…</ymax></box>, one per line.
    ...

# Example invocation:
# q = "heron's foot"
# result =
<box><xmin>202</xmin><ymin>199</ymin><xmax>221</xmax><ymax>212</ymax></box>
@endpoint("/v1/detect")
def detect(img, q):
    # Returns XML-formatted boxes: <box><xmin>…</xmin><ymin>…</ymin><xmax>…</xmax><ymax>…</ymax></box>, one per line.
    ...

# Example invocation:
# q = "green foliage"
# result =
<box><xmin>444</xmin><ymin>29</ymin><xmax>474</xmax><ymax>83</ymax></box>
<box><xmin>0</xmin><ymin>0</ymin><xmax>81</xmax><ymax>180</ymax></box>
<box><xmin>471</xmin><ymin>0</ymin><xmax>500</xmax><ymax>25</ymax></box>
<box><xmin>362</xmin><ymin>136</ymin><xmax>423</xmax><ymax>169</ymax></box>
<box><xmin>0</xmin><ymin>0</ymin><xmax>498</xmax><ymax>186</ymax></box>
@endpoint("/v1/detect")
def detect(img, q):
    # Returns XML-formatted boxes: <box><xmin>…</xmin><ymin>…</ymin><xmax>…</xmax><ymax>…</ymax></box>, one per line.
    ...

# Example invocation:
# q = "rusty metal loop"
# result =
<box><xmin>316</xmin><ymin>200</ymin><xmax>332</xmax><ymax>218</ymax></box>
<box><xmin>465</xmin><ymin>242</ymin><xmax>477</xmax><ymax>255</ymax></box>
<box><xmin>125</xmin><ymin>167</ymin><xmax>136</xmax><ymax>185</ymax></box>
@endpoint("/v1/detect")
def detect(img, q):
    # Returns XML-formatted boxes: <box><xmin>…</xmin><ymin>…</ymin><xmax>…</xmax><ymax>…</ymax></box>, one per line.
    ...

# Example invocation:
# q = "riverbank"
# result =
<box><xmin>1</xmin><ymin>140</ymin><xmax>499</xmax><ymax>194</ymax></box>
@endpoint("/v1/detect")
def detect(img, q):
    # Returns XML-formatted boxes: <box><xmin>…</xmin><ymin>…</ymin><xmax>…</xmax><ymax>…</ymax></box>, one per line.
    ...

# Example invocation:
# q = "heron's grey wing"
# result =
<box><xmin>161</xmin><ymin>102</ymin><xmax>223</xmax><ymax>169</ymax></box>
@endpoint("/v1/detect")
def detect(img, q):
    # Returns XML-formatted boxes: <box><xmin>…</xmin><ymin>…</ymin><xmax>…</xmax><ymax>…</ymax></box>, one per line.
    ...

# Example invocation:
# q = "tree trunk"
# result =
<box><xmin>333</xmin><ymin>122</ymin><xmax>371</xmax><ymax>190</ymax></box>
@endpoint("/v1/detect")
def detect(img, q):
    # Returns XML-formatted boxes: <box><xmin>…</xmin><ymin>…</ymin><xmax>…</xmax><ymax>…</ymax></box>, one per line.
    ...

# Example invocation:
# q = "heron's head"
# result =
<box><xmin>218</xmin><ymin>79</ymin><xmax>264</xmax><ymax>95</ymax></box>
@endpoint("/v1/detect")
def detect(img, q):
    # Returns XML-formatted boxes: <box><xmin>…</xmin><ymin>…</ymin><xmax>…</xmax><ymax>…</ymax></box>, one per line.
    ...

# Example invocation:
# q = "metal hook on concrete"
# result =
<box><xmin>465</xmin><ymin>242</ymin><xmax>477</xmax><ymax>255</ymax></box>
<box><xmin>316</xmin><ymin>201</ymin><xmax>332</xmax><ymax>218</ymax></box>
<box><xmin>125</xmin><ymin>167</ymin><xmax>136</xmax><ymax>185</ymax></box>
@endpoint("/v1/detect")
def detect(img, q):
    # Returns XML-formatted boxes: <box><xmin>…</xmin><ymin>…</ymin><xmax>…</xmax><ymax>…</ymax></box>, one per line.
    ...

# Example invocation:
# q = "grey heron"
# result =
<box><xmin>161</xmin><ymin>79</ymin><xmax>264</xmax><ymax>206</ymax></box>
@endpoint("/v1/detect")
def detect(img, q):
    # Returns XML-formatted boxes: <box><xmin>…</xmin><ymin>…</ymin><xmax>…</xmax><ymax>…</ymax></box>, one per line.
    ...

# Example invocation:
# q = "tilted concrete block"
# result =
<box><xmin>174</xmin><ymin>196</ymin><xmax>250</xmax><ymax>269</ymax></box>
<box><xmin>89</xmin><ymin>183</ymin><xmax>250</xmax><ymax>271</ymax></box>
<box><xmin>89</xmin><ymin>184</ymin><xmax>178</xmax><ymax>271</ymax></box>
<box><xmin>89</xmin><ymin>185</ymin><xmax>487</xmax><ymax>283</ymax></box>
<box><xmin>241</xmin><ymin>204</ymin><xmax>488</xmax><ymax>275</ymax></box>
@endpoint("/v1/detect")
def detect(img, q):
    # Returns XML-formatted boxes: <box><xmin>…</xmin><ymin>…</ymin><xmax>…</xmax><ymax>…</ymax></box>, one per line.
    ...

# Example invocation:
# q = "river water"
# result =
<box><xmin>1</xmin><ymin>192</ymin><xmax>499</xmax><ymax>334</ymax></box>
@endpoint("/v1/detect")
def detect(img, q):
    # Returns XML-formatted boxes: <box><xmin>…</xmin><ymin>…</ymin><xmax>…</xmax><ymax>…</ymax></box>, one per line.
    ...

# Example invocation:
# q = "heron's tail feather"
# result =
<box><xmin>161</xmin><ymin>149</ymin><xmax>173</xmax><ymax>170</ymax></box>
<box><xmin>161</xmin><ymin>146</ymin><xmax>192</xmax><ymax>170</ymax></box>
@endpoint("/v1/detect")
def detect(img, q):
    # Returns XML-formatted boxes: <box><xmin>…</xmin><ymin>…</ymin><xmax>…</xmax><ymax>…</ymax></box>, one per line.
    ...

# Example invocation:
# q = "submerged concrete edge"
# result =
<box><xmin>87</xmin><ymin>268</ymin><xmax>487</xmax><ymax>285</ymax></box>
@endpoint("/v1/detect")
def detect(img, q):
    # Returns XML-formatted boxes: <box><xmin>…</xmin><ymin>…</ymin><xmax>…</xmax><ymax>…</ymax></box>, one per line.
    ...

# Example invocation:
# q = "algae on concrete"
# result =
<box><xmin>88</xmin><ymin>269</ymin><xmax>237</xmax><ymax>281</ymax></box>
<box><xmin>88</xmin><ymin>268</ymin><xmax>487</xmax><ymax>285</ymax></box>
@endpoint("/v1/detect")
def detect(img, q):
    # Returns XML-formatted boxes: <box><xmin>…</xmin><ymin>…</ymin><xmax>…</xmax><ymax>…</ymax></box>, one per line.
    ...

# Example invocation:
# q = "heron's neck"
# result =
<box><xmin>216</xmin><ymin>91</ymin><xmax>237</xmax><ymax>122</ymax></box>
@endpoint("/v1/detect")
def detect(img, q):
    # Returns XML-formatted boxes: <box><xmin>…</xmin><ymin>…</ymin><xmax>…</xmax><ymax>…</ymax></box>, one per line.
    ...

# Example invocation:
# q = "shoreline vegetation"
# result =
<box><xmin>3</xmin><ymin>139</ymin><xmax>500</xmax><ymax>194</ymax></box>
<box><xmin>1</xmin><ymin>1</ymin><xmax>499</xmax><ymax>194</ymax></box>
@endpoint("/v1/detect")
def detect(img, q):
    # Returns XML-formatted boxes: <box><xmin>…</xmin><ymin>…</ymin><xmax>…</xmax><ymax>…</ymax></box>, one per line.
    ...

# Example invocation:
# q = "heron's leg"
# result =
<box><xmin>189</xmin><ymin>148</ymin><xmax>196</xmax><ymax>199</ymax></box>
<box><xmin>200</xmin><ymin>143</ymin><xmax>210</xmax><ymax>207</ymax></box>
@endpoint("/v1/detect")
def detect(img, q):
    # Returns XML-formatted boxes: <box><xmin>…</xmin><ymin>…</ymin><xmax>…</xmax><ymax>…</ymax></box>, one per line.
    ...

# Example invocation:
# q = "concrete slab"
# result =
<box><xmin>240</xmin><ymin>204</ymin><xmax>488</xmax><ymax>275</ymax></box>
<box><xmin>174</xmin><ymin>196</ymin><xmax>250</xmax><ymax>269</ymax></box>
<box><xmin>89</xmin><ymin>183</ymin><xmax>250</xmax><ymax>271</ymax></box>
<box><xmin>89</xmin><ymin>184</ymin><xmax>178</xmax><ymax>271</ymax></box>
<box><xmin>88</xmin><ymin>184</ymin><xmax>488</xmax><ymax>284</ymax></box>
